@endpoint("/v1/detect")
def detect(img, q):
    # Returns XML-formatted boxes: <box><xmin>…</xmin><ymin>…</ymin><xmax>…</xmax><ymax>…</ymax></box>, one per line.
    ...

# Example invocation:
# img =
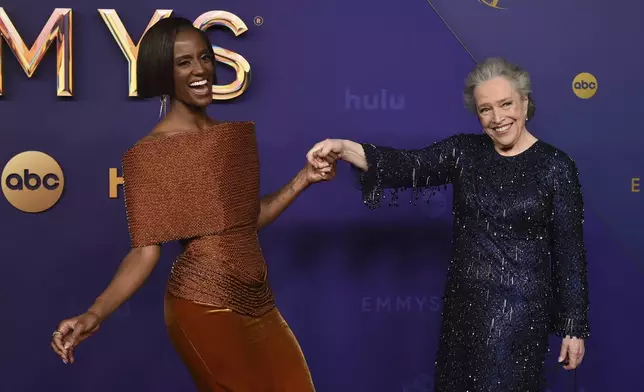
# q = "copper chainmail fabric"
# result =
<box><xmin>121</xmin><ymin>121</ymin><xmax>275</xmax><ymax>317</ymax></box>
<box><xmin>121</xmin><ymin>121</ymin><xmax>315</xmax><ymax>391</ymax></box>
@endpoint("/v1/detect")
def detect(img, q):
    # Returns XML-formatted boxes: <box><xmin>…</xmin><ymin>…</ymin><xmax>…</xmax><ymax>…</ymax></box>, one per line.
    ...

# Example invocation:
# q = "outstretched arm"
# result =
<box><xmin>51</xmin><ymin>245</ymin><xmax>161</xmax><ymax>364</ymax></box>
<box><xmin>88</xmin><ymin>246</ymin><xmax>161</xmax><ymax>321</ymax></box>
<box><xmin>257</xmin><ymin>169</ymin><xmax>309</xmax><ymax>230</ymax></box>
<box><xmin>307</xmin><ymin>135</ymin><xmax>465</xmax><ymax>209</ymax></box>
<box><xmin>257</xmin><ymin>163</ymin><xmax>335</xmax><ymax>230</ymax></box>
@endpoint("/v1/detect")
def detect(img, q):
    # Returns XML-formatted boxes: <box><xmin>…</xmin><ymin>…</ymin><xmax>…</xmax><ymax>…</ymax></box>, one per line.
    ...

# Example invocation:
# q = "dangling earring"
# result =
<box><xmin>158</xmin><ymin>95</ymin><xmax>168</xmax><ymax>118</ymax></box>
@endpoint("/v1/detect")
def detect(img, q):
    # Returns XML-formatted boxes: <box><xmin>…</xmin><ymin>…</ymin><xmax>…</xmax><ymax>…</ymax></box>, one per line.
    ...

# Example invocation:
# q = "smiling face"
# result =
<box><xmin>474</xmin><ymin>76</ymin><xmax>529</xmax><ymax>152</ymax></box>
<box><xmin>172</xmin><ymin>29</ymin><xmax>215</xmax><ymax>108</ymax></box>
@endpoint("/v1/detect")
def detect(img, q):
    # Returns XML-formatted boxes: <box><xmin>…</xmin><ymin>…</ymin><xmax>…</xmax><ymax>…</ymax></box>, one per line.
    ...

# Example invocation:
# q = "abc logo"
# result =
<box><xmin>572</xmin><ymin>73</ymin><xmax>597</xmax><ymax>99</ymax></box>
<box><xmin>1</xmin><ymin>151</ymin><xmax>65</xmax><ymax>213</ymax></box>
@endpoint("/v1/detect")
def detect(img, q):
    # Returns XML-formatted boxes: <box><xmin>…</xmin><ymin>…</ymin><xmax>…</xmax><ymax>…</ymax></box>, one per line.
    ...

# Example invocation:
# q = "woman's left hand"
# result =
<box><xmin>303</xmin><ymin>160</ymin><xmax>336</xmax><ymax>184</ymax></box>
<box><xmin>302</xmin><ymin>152</ymin><xmax>338</xmax><ymax>184</ymax></box>
<box><xmin>559</xmin><ymin>336</ymin><xmax>585</xmax><ymax>370</ymax></box>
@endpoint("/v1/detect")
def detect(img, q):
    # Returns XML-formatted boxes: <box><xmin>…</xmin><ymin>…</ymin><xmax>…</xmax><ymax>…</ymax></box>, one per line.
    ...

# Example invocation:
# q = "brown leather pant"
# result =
<box><xmin>164</xmin><ymin>294</ymin><xmax>316</xmax><ymax>392</ymax></box>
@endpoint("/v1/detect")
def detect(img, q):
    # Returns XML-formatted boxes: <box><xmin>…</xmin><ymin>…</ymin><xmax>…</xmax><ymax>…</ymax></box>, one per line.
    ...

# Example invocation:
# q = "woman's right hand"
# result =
<box><xmin>306</xmin><ymin>139</ymin><xmax>345</xmax><ymax>168</ymax></box>
<box><xmin>50</xmin><ymin>311</ymin><xmax>101</xmax><ymax>364</ymax></box>
<box><xmin>307</xmin><ymin>139</ymin><xmax>368</xmax><ymax>171</ymax></box>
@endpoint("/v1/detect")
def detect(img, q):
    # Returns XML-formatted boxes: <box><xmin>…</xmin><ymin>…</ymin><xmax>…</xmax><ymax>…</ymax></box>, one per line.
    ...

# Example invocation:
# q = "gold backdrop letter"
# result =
<box><xmin>109</xmin><ymin>168</ymin><xmax>124</xmax><ymax>198</ymax></box>
<box><xmin>0</xmin><ymin>8</ymin><xmax>72</xmax><ymax>96</ymax></box>
<box><xmin>98</xmin><ymin>9</ymin><xmax>173</xmax><ymax>97</ymax></box>
<box><xmin>193</xmin><ymin>11</ymin><xmax>250</xmax><ymax>100</ymax></box>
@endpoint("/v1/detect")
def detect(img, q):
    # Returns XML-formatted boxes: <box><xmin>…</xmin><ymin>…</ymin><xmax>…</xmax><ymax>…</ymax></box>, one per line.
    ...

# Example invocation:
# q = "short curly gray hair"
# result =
<box><xmin>463</xmin><ymin>57</ymin><xmax>535</xmax><ymax>121</ymax></box>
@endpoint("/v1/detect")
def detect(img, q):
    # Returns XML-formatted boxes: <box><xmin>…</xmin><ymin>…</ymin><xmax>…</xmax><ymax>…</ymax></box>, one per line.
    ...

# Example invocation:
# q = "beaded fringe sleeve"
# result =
<box><xmin>121</xmin><ymin>122</ymin><xmax>259</xmax><ymax>248</ymax></box>
<box><xmin>355</xmin><ymin>134</ymin><xmax>465</xmax><ymax>209</ymax></box>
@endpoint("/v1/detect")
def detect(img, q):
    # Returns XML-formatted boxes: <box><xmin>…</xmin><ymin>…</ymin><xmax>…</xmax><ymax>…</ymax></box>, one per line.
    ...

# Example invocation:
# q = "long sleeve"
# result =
<box><xmin>549</xmin><ymin>156</ymin><xmax>590</xmax><ymax>339</ymax></box>
<box><xmin>355</xmin><ymin>134</ymin><xmax>464</xmax><ymax>209</ymax></box>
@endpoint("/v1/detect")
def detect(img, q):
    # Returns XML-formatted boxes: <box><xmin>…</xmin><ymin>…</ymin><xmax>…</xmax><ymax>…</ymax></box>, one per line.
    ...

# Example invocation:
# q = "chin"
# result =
<box><xmin>192</xmin><ymin>98</ymin><xmax>213</xmax><ymax>108</ymax></box>
<box><xmin>487</xmin><ymin>122</ymin><xmax>519</xmax><ymax>144</ymax></box>
<box><xmin>178</xmin><ymin>96</ymin><xmax>212</xmax><ymax>110</ymax></box>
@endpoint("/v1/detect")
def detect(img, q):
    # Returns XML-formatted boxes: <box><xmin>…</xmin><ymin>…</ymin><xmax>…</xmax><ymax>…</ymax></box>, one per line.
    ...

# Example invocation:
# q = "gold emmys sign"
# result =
<box><xmin>0</xmin><ymin>8</ymin><xmax>251</xmax><ymax>99</ymax></box>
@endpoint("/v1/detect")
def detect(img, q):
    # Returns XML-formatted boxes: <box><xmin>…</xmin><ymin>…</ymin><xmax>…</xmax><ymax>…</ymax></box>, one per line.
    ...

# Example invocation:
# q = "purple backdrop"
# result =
<box><xmin>0</xmin><ymin>0</ymin><xmax>642</xmax><ymax>391</ymax></box>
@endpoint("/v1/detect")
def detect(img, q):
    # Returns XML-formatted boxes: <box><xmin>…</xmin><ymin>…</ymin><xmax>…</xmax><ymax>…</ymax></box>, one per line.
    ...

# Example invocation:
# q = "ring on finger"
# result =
<box><xmin>52</xmin><ymin>330</ymin><xmax>62</xmax><ymax>337</ymax></box>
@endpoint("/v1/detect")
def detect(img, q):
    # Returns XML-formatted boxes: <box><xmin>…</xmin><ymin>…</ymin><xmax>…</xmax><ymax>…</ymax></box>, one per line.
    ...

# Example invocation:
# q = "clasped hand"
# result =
<box><xmin>306</xmin><ymin>138</ymin><xmax>344</xmax><ymax>170</ymax></box>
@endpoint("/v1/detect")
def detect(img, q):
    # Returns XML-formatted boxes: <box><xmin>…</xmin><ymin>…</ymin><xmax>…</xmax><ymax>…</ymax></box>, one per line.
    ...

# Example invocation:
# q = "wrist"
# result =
<box><xmin>339</xmin><ymin>139</ymin><xmax>349</xmax><ymax>158</ymax></box>
<box><xmin>88</xmin><ymin>309</ymin><xmax>102</xmax><ymax>320</ymax></box>
<box><xmin>295</xmin><ymin>168</ymin><xmax>312</xmax><ymax>188</ymax></box>
<box><xmin>338</xmin><ymin>139</ymin><xmax>366</xmax><ymax>170</ymax></box>
<box><xmin>88</xmin><ymin>301</ymin><xmax>107</xmax><ymax>322</ymax></box>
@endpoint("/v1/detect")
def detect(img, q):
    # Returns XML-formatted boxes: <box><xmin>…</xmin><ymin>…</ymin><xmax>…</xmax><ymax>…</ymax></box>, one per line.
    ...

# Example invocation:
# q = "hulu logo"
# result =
<box><xmin>344</xmin><ymin>88</ymin><xmax>405</xmax><ymax>111</ymax></box>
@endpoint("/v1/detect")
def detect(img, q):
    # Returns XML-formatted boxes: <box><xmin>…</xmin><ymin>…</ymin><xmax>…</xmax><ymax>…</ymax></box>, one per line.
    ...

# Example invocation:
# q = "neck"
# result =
<box><xmin>165</xmin><ymin>98</ymin><xmax>216</xmax><ymax>131</ymax></box>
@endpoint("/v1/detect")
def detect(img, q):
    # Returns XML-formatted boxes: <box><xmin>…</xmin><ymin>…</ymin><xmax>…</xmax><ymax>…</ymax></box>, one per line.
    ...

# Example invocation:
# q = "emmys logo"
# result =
<box><xmin>0</xmin><ymin>7</ymin><xmax>251</xmax><ymax>99</ymax></box>
<box><xmin>478</xmin><ymin>0</ymin><xmax>507</xmax><ymax>10</ymax></box>
<box><xmin>1</xmin><ymin>151</ymin><xmax>64</xmax><ymax>212</ymax></box>
<box><xmin>361</xmin><ymin>295</ymin><xmax>441</xmax><ymax>313</ymax></box>
<box><xmin>572</xmin><ymin>72</ymin><xmax>597</xmax><ymax>99</ymax></box>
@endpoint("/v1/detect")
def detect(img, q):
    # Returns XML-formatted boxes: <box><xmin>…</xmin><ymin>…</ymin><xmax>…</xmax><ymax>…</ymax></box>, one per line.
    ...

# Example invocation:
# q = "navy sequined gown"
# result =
<box><xmin>356</xmin><ymin>134</ymin><xmax>590</xmax><ymax>392</ymax></box>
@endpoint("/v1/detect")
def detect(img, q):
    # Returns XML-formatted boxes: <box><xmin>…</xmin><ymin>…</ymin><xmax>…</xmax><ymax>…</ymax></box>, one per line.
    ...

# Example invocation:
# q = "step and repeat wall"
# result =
<box><xmin>0</xmin><ymin>0</ymin><xmax>642</xmax><ymax>391</ymax></box>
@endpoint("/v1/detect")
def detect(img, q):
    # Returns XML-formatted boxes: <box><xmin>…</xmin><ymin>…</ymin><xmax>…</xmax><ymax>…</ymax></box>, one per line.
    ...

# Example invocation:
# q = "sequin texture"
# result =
<box><xmin>357</xmin><ymin>134</ymin><xmax>590</xmax><ymax>392</ymax></box>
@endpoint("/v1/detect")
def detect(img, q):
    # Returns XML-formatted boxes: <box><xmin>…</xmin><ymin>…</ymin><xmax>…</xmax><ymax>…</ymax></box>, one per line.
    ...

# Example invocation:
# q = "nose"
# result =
<box><xmin>491</xmin><ymin>108</ymin><xmax>504</xmax><ymax>124</ymax></box>
<box><xmin>192</xmin><ymin>61</ymin><xmax>206</xmax><ymax>76</ymax></box>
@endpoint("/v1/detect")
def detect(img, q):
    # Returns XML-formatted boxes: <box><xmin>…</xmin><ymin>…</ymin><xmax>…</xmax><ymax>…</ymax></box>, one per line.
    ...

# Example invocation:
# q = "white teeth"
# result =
<box><xmin>189</xmin><ymin>80</ymin><xmax>207</xmax><ymax>87</ymax></box>
<box><xmin>494</xmin><ymin>124</ymin><xmax>511</xmax><ymax>132</ymax></box>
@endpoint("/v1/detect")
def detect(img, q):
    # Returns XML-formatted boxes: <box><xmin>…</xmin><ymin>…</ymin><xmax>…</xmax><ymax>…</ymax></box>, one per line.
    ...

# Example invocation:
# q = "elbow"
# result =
<box><xmin>256</xmin><ymin>217</ymin><xmax>269</xmax><ymax>231</ymax></box>
<box><xmin>130</xmin><ymin>245</ymin><xmax>161</xmax><ymax>267</ymax></box>
<box><xmin>256</xmin><ymin>204</ymin><xmax>269</xmax><ymax>230</ymax></box>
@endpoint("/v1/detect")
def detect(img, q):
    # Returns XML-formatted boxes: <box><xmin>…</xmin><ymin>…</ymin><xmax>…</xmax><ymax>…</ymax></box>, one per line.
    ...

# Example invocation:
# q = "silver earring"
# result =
<box><xmin>159</xmin><ymin>95</ymin><xmax>168</xmax><ymax>118</ymax></box>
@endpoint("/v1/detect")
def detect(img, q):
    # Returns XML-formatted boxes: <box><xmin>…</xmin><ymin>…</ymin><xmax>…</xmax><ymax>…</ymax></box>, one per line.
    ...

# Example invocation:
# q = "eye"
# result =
<box><xmin>201</xmin><ymin>54</ymin><xmax>213</xmax><ymax>61</ymax></box>
<box><xmin>502</xmin><ymin>101</ymin><xmax>512</xmax><ymax>107</ymax></box>
<box><xmin>178</xmin><ymin>60</ymin><xmax>190</xmax><ymax>67</ymax></box>
<box><xmin>479</xmin><ymin>108</ymin><xmax>490</xmax><ymax>114</ymax></box>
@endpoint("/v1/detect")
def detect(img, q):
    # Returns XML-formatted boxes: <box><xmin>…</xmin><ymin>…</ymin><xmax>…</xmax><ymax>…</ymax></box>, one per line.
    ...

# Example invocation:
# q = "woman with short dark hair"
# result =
<box><xmin>50</xmin><ymin>17</ymin><xmax>328</xmax><ymax>391</ymax></box>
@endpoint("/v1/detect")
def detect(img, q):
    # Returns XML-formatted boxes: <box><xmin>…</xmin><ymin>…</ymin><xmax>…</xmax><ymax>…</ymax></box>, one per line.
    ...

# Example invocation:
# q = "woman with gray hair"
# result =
<box><xmin>307</xmin><ymin>57</ymin><xmax>589</xmax><ymax>391</ymax></box>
